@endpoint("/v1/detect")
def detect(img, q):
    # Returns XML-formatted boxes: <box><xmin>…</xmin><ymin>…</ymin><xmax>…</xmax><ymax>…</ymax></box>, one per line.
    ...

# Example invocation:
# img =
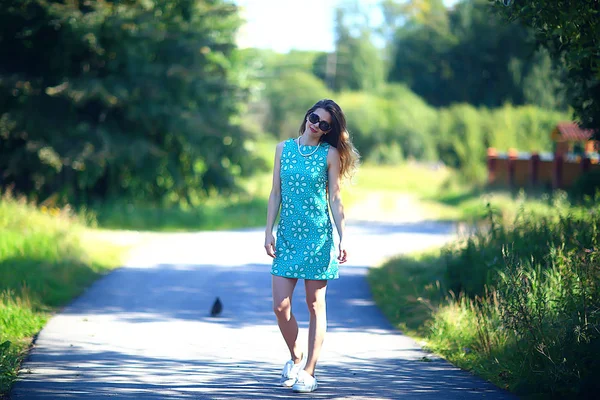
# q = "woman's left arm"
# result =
<box><xmin>327</xmin><ymin>147</ymin><xmax>347</xmax><ymax>264</ymax></box>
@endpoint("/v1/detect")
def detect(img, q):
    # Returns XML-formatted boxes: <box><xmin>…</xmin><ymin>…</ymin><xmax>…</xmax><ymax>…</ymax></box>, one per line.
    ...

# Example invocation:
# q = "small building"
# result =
<box><xmin>551</xmin><ymin>122</ymin><xmax>597</xmax><ymax>155</ymax></box>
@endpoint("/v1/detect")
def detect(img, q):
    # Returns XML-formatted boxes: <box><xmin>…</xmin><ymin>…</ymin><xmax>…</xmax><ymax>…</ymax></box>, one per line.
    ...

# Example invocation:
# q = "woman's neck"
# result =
<box><xmin>299</xmin><ymin>133</ymin><xmax>320</xmax><ymax>147</ymax></box>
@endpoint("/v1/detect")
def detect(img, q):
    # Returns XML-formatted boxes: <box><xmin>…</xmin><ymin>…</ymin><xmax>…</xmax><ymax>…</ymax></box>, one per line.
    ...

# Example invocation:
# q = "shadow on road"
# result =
<box><xmin>13</xmin><ymin>349</ymin><xmax>507</xmax><ymax>399</ymax></box>
<box><xmin>58</xmin><ymin>261</ymin><xmax>396</xmax><ymax>332</ymax></box>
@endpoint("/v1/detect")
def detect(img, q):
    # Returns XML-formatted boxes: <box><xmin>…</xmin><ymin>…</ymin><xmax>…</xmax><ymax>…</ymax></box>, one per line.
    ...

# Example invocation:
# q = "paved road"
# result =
<box><xmin>11</xmin><ymin>221</ymin><xmax>515</xmax><ymax>399</ymax></box>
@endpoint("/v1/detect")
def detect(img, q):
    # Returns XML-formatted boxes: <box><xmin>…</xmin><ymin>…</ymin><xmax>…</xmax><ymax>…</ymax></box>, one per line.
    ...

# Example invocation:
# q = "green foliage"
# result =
<box><xmin>0</xmin><ymin>193</ymin><xmax>123</xmax><ymax>395</ymax></box>
<box><xmin>0</xmin><ymin>0</ymin><xmax>257</xmax><ymax>205</ymax></box>
<box><xmin>521</xmin><ymin>47</ymin><xmax>567</xmax><ymax>111</ymax></box>
<box><xmin>336</xmin><ymin>91</ymin><xmax>390</xmax><ymax>156</ymax></box>
<box><xmin>443</xmin><ymin>199</ymin><xmax>587</xmax><ymax>297</ymax></box>
<box><xmin>246</xmin><ymin>0</ymin><xmax>576</xmax><ymax>181</ymax></box>
<box><xmin>496</xmin><ymin>246</ymin><xmax>600</xmax><ymax>395</ymax></box>
<box><xmin>388</xmin><ymin>0</ymin><xmax>568</xmax><ymax>110</ymax></box>
<box><xmin>380</xmin><ymin>84</ymin><xmax>438</xmax><ymax>160</ymax></box>
<box><xmin>484</xmin><ymin>104</ymin><xmax>568</xmax><ymax>152</ymax></box>
<box><xmin>367</xmin><ymin>142</ymin><xmax>405</xmax><ymax>165</ymax></box>
<box><xmin>570</xmin><ymin>170</ymin><xmax>600</xmax><ymax>202</ymax></box>
<box><xmin>494</xmin><ymin>0</ymin><xmax>600</xmax><ymax>136</ymax></box>
<box><xmin>336</xmin><ymin>84</ymin><xmax>437</xmax><ymax>161</ymax></box>
<box><xmin>435</xmin><ymin>103</ymin><xmax>569</xmax><ymax>181</ymax></box>
<box><xmin>257</xmin><ymin>62</ymin><xmax>568</xmax><ymax>176</ymax></box>
<box><xmin>320</xmin><ymin>7</ymin><xmax>386</xmax><ymax>92</ymax></box>
<box><xmin>92</xmin><ymin>196</ymin><xmax>268</xmax><ymax>231</ymax></box>
<box><xmin>437</xmin><ymin>104</ymin><xmax>488</xmax><ymax>181</ymax></box>
<box><xmin>370</xmin><ymin>200</ymin><xmax>600</xmax><ymax>397</ymax></box>
<box><xmin>262</xmin><ymin>71</ymin><xmax>332</xmax><ymax>139</ymax></box>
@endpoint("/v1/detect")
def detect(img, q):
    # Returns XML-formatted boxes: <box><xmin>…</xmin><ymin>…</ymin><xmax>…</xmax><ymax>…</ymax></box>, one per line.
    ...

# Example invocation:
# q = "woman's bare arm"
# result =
<box><xmin>264</xmin><ymin>141</ymin><xmax>284</xmax><ymax>258</ymax></box>
<box><xmin>327</xmin><ymin>147</ymin><xmax>347</xmax><ymax>263</ymax></box>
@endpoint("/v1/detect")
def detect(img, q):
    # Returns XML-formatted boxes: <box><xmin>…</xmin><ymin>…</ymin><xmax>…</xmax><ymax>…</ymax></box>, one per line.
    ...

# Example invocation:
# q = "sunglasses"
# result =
<box><xmin>308</xmin><ymin>112</ymin><xmax>331</xmax><ymax>132</ymax></box>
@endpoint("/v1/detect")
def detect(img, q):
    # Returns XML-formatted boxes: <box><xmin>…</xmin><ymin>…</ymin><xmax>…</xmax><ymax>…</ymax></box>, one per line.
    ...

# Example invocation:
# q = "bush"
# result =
<box><xmin>496</xmin><ymin>245</ymin><xmax>600</xmax><ymax>395</ymax></box>
<box><xmin>570</xmin><ymin>170</ymin><xmax>600</xmax><ymax>201</ymax></box>
<box><xmin>441</xmin><ymin>204</ymin><xmax>600</xmax><ymax>397</ymax></box>
<box><xmin>366</xmin><ymin>142</ymin><xmax>405</xmax><ymax>165</ymax></box>
<box><xmin>262</xmin><ymin>71</ymin><xmax>333</xmax><ymax>139</ymax></box>
<box><xmin>337</xmin><ymin>84</ymin><xmax>438</xmax><ymax>163</ymax></box>
<box><xmin>371</xmin><ymin>198</ymin><xmax>600</xmax><ymax>398</ymax></box>
<box><xmin>484</xmin><ymin>104</ymin><xmax>569</xmax><ymax>153</ymax></box>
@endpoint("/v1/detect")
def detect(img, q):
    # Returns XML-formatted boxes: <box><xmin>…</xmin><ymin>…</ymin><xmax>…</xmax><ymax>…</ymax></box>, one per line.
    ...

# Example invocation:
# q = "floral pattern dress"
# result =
<box><xmin>271</xmin><ymin>138</ymin><xmax>339</xmax><ymax>280</ymax></box>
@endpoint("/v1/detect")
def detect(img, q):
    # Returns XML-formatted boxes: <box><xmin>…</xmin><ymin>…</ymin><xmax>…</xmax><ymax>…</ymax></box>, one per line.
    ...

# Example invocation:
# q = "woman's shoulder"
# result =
<box><xmin>278</xmin><ymin>138</ymin><xmax>295</xmax><ymax>147</ymax></box>
<box><xmin>326</xmin><ymin>145</ymin><xmax>340</xmax><ymax>156</ymax></box>
<box><xmin>274</xmin><ymin>139</ymin><xmax>293</xmax><ymax>156</ymax></box>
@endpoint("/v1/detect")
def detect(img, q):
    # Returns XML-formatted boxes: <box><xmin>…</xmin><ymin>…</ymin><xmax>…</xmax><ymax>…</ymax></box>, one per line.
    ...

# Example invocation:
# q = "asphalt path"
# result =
<box><xmin>11</xmin><ymin>220</ymin><xmax>515</xmax><ymax>399</ymax></box>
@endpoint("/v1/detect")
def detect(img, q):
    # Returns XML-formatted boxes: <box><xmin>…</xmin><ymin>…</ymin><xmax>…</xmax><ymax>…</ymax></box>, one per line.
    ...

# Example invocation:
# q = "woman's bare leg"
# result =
<box><xmin>303</xmin><ymin>279</ymin><xmax>328</xmax><ymax>376</ymax></box>
<box><xmin>272</xmin><ymin>275</ymin><xmax>303</xmax><ymax>362</ymax></box>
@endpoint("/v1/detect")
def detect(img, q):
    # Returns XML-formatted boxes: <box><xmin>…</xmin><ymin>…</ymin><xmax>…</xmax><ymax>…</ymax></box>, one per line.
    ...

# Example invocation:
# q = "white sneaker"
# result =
<box><xmin>279</xmin><ymin>357</ymin><xmax>305</xmax><ymax>387</ymax></box>
<box><xmin>292</xmin><ymin>370</ymin><xmax>318</xmax><ymax>393</ymax></box>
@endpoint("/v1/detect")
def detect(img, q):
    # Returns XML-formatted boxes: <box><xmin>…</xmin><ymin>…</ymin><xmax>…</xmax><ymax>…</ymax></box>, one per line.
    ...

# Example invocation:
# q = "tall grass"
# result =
<box><xmin>369</xmin><ymin>199</ymin><xmax>600</xmax><ymax>398</ymax></box>
<box><xmin>0</xmin><ymin>193</ymin><xmax>124</xmax><ymax>395</ymax></box>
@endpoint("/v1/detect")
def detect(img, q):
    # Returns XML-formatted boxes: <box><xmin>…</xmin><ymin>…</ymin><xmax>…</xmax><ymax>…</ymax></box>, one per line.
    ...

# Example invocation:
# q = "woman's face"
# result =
<box><xmin>304</xmin><ymin>108</ymin><xmax>332</xmax><ymax>137</ymax></box>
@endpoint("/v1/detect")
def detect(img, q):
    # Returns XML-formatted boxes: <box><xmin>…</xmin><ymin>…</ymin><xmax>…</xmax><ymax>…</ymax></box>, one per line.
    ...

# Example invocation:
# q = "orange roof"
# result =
<box><xmin>554</xmin><ymin>122</ymin><xmax>595</xmax><ymax>142</ymax></box>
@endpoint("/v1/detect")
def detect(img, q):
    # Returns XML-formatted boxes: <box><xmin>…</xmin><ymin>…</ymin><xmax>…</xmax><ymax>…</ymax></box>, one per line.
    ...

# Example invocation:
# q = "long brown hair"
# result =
<box><xmin>299</xmin><ymin>99</ymin><xmax>360</xmax><ymax>181</ymax></box>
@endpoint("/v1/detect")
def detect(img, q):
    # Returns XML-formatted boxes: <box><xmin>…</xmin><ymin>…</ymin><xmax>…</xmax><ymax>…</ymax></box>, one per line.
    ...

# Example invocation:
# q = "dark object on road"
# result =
<box><xmin>210</xmin><ymin>297</ymin><xmax>223</xmax><ymax>317</ymax></box>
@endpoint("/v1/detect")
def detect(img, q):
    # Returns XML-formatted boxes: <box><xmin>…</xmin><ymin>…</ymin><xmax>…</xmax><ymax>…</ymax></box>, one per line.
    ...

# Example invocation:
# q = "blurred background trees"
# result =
<box><xmin>495</xmin><ymin>0</ymin><xmax>600</xmax><ymax>135</ymax></box>
<box><xmin>0</xmin><ymin>0</ymin><xmax>259</xmax><ymax>206</ymax></box>
<box><xmin>0</xmin><ymin>0</ymin><xmax>596</xmax><ymax>205</ymax></box>
<box><xmin>246</xmin><ymin>0</ymin><xmax>573</xmax><ymax>181</ymax></box>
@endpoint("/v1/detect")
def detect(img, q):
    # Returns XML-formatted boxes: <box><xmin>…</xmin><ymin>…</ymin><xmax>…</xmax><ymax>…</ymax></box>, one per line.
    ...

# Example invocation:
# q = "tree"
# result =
<box><xmin>0</xmin><ymin>0</ymin><xmax>255</xmax><ymax>205</ymax></box>
<box><xmin>314</xmin><ymin>6</ymin><xmax>385</xmax><ymax>92</ymax></box>
<box><xmin>387</xmin><ymin>0</ymin><xmax>567</xmax><ymax>109</ymax></box>
<box><xmin>263</xmin><ymin>71</ymin><xmax>332</xmax><ymax>139</ymax></box>
<box><xmin>493</xmin><ymin>0</ymin><xmax>600</xmax><ymax>135</ymax></box>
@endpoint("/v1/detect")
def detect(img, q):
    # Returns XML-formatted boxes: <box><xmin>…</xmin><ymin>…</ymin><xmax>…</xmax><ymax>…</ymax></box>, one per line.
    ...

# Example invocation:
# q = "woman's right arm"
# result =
<box><xmin>264</xmin><ymin>141</ymin><xmax>284</xmax><ymax>258</ymax></box>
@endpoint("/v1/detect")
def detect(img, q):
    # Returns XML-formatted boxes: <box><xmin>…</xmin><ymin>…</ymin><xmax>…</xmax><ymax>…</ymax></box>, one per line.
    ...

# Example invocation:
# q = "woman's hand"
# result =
<box><xmin>265</xmin><ymin>232</ymin><xmax>276</xmax><ymax>258</ymax></box>
<box><xmin>337</xmin><ymin>241</ymin><xmax>347</xmax><ymax>264</ymax></box>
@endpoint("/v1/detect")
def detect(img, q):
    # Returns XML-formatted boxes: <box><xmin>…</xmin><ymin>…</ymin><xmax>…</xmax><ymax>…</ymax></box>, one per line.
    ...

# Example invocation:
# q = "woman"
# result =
<box><xmin>264</xmin><ymin>99</ymin><xmax>359</xmax><ymax>393</ymax></box>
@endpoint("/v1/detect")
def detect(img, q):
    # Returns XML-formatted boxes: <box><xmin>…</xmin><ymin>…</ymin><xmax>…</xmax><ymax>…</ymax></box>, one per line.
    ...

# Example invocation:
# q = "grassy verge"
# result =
<box><xmin>369</xmin><ymin>199</ymin><xmax>600</xmax><ymax>398</ymax></box>
<box><xmin>91</xmin><ymin>196</ymin><xmax>269</xmax><ymax>232</ymax></box>
<box><xmin>87</xmin><ymin>160</ymin><xmax>457</xmax><ymax>231</ymax></box>
<box><xmin>0</xmin><ymin>194</ymin><xmax>126</xmax><ymax>396</ymax></box>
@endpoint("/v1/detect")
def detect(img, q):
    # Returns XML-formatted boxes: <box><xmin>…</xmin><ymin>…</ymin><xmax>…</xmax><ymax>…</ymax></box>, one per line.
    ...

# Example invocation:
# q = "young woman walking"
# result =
<box><xmin>264</xmin><ymin>99</ymin><xmax>359</xmax><ymax>393</ymax></box>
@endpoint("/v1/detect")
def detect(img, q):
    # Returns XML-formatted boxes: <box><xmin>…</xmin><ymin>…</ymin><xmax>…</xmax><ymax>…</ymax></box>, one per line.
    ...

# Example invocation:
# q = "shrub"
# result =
<box><xmin>570</xmin><ymin>170</ymin><xmax>600</xmax><ymax>202</ymax></box>
<box><xmin>440</xmin><ymin>202</ymin><xmax>600</xmax><ymax>397</ymax></box>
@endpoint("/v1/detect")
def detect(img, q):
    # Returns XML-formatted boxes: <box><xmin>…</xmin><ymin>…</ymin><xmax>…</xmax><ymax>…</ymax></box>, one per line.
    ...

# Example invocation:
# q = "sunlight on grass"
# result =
<box><xmin>350</xmin><ymin>163</ymin><xmax>452</xmax><ymax>194</ymax></box>
<box><xmin>0</xmin><ymin>193</ymin><xmax>126</xmax><ymax>395</ymax></box>
<box><xmin>369</xmin><ymin>200</ymin><xmax>600</xmax><ymax>396</ymax></box>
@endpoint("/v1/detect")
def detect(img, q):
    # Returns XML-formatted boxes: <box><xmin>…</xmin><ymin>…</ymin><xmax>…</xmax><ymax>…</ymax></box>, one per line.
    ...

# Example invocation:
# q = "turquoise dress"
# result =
<box><xmin>271</xmin><ymin>138</ymin><xmax>339</xmax><ymax>280</ymax></box>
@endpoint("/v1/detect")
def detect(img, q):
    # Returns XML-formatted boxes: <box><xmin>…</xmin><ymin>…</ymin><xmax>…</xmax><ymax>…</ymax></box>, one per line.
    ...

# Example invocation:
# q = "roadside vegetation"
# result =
<box><xmin>0</xmin><ymin>193</ymin><xmax>125</xmax><ymax>396</ymax></box>
<box><xmin>368</xmin><ymin>193</ymin><xmax>600</xmax><ymax>398</ymax></box>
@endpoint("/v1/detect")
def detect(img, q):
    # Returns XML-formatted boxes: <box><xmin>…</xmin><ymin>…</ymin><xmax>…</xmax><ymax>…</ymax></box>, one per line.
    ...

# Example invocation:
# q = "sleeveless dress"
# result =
<box><xmin>271</xmin><ymin>138</ymin><xmax>339</xmax><ymax>280</ymax></box>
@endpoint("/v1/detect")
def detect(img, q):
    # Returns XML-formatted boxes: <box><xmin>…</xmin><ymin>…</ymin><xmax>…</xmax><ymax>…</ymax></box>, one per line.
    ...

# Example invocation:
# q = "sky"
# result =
<box><xmin>234</xmin><ymin>0</ymin><xmax>460</xmax><ymax>53</ymax></box>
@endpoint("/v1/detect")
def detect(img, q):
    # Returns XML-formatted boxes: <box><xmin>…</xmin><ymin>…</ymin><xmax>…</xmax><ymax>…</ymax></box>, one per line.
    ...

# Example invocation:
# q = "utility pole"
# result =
<box><xmin>326</xmin><ymin>51</ymin><xmax>337</xmax><ymax>90</ymax></box>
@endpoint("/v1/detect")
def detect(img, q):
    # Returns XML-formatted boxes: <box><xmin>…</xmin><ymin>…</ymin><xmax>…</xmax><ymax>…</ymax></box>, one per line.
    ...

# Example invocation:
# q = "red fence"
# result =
<box><xmin>487</xmin><ymin>148</ymin><xmax>600</xmax><ymax>189</ymax></box>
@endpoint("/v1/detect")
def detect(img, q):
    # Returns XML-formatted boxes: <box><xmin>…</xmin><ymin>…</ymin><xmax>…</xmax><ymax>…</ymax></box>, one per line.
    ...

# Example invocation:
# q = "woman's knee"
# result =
<box><xmin>305</xmin><ymin>297</ymin><xmax>326</xmax><ymax>316</ymax></box>
<box><xmin>273</xmin><ymin>298</ymin><xmax>291</xmax><ymax>318</ymax></box>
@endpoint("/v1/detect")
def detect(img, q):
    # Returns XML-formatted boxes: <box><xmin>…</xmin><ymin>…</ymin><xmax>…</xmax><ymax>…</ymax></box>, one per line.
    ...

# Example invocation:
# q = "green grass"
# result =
<box><xmin>92</xmin><ymin>196</ymin><xmax>269</xmax><ymax>232</ymax></box>
<box><xmin>349</xmin><ymin>163</ymin><xmax>453</xmax><ymax>195</ymax></box>
<box><xmin>368</xmin><ymin>250</ymin><xmax>512</xmax><ymax>389</ymax></box>
<box><xmin>369</xmin><ymin>200</ymin><xmax>600</xmax><ymax>398</ymax></box>
<box><xmin>0</xmin><ymin>194</ymin><xmax>125</xmax><ymax>396</ymax></box>
<box><xmin>368</xmin><ymin>250</ymin><xmax>447</xmax><ymax>335</ymax></box>
<box><xmin>425</xmin><ymin>187</ymin><xmax>570</xmax><ymax>222</ymax></box>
